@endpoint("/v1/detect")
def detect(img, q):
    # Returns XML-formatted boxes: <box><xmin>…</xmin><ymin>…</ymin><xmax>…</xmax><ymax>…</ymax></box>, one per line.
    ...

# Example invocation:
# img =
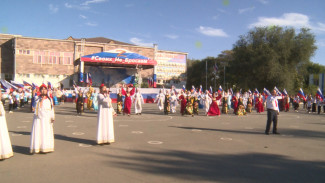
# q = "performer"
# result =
<box><xmin>8</xmin><ymin>91</ymin><xmax>14</xmax><ymax>113</ymax></box>
<box><xmin>178</xmin><ymin>90</ymin><xmax>187</xmax><ymax>116</ymax></box>
<box><xmin>185</xmin><ymin>91</ymin><xmax>194</xmax><ymax>116</ymax></box>
<box><xmin>306</xmin><ymin>94</ymin><xmax>312</xmax><ymax>113</ymax></box>
<box><xmin>0</xmin><ymin>92</ymin><xmax>13</xmax><ymax>160</ymax></box>
<box><xmin>169</xmin><ymin>91</ymin><xmax>178</xmax><ymax>113</ymax></box>
<box><xmin>246</xmin><ymin>96</ymin><xmax>253</xmax><ymax>113</ymax></box>
<box><xmin>193</xmin><ymin>93</ymin><xmax>200</xmax><ymax>115</ymax></box>
<box><xmin>155</xmin><ymin>89</ymin><xmax>165</xmax><ymax>111</ymax></box>
<box><xmin>76</xmin><ymin>91</ymin><xmax>84</xmax><ymax>115</ymax></box>
<box><xmin>86</xmin><ymin>87</ymin><xmax>94</xmax><ymax>110</ymax></box>
<box><xmin>265</xmin><ymin>89</ymin><xmax>281</xmax><ymax>135</ymax></box>
<box><xmin>312</xmin><ymin>95</ymin><xmax>317</xmax><ymax>113</ymax></box>
<box><xmin>236</xmin><ymin>97</ymin><xmax>247</xmax><ymax>115</ymax></box>
<box><xmin>317</xmin><ymin>96</ymin><xmax>322</xmax><ymax>114</ymax></box>
<box><xmin>116</xmin><ymin>89</ymin><xmax>123</xmax><ymax>114</ymax></box>
<box><xmin>232</xmin><ymin>93</ymin><xmax>239</xmax><ymax>114</ymax></box>
<box><xmin>221</xmin><ymin>93</ymin><xmax>228</xmax><ymax>114</ymax></box>
<box><xmin>207</xmin><ymin>92</ymin><xmax>222</xmax><ymax>116</ymax></box>
<box><xmin>121</xmin><ymin>84</ymin><xmax>135</xmax><ymax>116</ymax></box>
<box><xmin>164</xmin><ymin>90</ymin><xmax>171</xmax><ymax>115</ymax></box>
<box><xmin>201</xmin><ymin>90</ymin><xmax>212</xmax><ymax>115</ymax></box>
<box><xmin>97</xmin><ymin>84</ymin><xmax>116</xmax><ymax>145</ymax></box>
<box><xmin>30</xmin><ymin>84</ymin><xmax>55</xmax><ymax>154</ymax></box>
<box><xmin>256</xmin><ymin>94</ymin><xmax>264</xmax><ymax>113</ymax></box>
<box><xmin>92</xmin><ymin>90</ymin><xmax>99</xmax><ymax>111</ymax></box>
<box><xmin>293</xmin><ymin>95</ymin><xmax>300</xmax><ymax>111</ymax></box>
<box><xmin>133</xmin><ymin>88</ymin><xmax>144</xmax><ymax>115</ymax></box>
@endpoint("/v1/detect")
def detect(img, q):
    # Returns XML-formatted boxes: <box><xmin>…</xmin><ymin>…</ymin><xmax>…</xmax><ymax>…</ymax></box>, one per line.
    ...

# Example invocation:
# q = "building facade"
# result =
<box><xmin>0</xmin><ymin>34</ymin><xmax>187</xmax><ymax>88</ymax></box>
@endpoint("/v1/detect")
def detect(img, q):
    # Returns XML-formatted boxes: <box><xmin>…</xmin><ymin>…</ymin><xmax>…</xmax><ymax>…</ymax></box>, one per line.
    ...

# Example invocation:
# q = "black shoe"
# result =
<box><xmin>265</xmin><ymin>132</ymin><xmax>269</xmax><ymax>135</ymax></box>
<box><xmin>273</xmin><ymin>132</ymin><xmax>280</xmax><ymax>135</ymax></box>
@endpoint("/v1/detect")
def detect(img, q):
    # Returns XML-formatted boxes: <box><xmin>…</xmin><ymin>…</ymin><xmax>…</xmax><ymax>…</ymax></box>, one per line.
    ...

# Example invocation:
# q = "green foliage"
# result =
<box><xmin>228</xmin><ymin>26</ymin><xmax>317</xmax><ymax>94</ymax></box>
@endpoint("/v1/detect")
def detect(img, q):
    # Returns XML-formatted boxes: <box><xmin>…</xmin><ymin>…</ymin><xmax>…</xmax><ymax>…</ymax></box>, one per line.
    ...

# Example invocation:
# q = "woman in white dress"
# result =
<box><xmin>200</xmin><ymin>90</ymin><xmax>212</xmax><ymax>115</ymax></box>
<box><xmin>133</xmin><ymin>88</ymin><xmax>144</xmax><ymax>115</ymax></box>
<box><xmin>97</xmin><ymin>84</ymin><xmax>116</xmax><ymax>145</ymax></box>
<box><xmin>169</xmin><ymin>91</ymin><xmax>178</xmax><ymax>113</ymax></box>
<box><xmin>155</xmin><ymin>89</ymin><xmax>165</xmax><ymax>111</ymax></box>
<box><xmin>0</xmin><ymin>92</ymin><xmax>13</xmax><ymax>160</ymax></box>
<box><xmin>30</xmin><ymin>84</ymin><xmax>55</xmax><ymax>154</ymax></box>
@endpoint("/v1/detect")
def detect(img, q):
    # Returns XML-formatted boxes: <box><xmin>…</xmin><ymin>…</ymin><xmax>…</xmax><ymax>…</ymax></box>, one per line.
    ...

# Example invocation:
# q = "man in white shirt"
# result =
<box><xmin>265</xmin><ymin>89</ymin><xmax>282</xmax><ymax>135</ymax></box>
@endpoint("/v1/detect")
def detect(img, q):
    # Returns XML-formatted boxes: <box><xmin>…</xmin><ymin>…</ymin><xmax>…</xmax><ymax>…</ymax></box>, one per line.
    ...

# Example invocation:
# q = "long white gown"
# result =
<box><xmin>97</xmin><ymin>93</ymin><xmax>115</xmax><ymax>144</ymax></box>
<box><xmin>169</xmin><ymin>94</ymin><xmax>178</xmax><ymax>113</ymax></box>
<box><xmin>201</xmin><ymin>93</ymin><xmax>212</xmax><ymax>114</ymax></box>
<box><xmin>30</xmin><ymin>98</ymin><xmax>55</xmax><ymax>153</ymax></box>
<box><xmin>133</xmin><ymin>92</ymin><xmax>144</xmax><ymax>114</ymax></box>
<box><xmin>155</xmin><ymin>93</ymin><xmax>165</xmax><ymax>111</ymax></box>
<box><xmin>0</xmin><ymin>101</ymin><xmax>13</xmax><ymax>159</ymax></box>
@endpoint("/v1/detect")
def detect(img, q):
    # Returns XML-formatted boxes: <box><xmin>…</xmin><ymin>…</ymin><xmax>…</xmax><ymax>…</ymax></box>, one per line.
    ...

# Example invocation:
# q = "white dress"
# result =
<box><xmin>30</xmin><ymin>98</ymin><xmax>55</xmax><ymax>153</ymax></box>
<box><xmin>169</xmin><ymin>95</ymin><xmax>178</xmax><ymax>113</ymax></box>
<box><xmin>0</xmin><ymin>101</ymin><xmax>13</xmax><ymax>159</ymax></box>
<box><xmin>201</xmin><ymin>94</ymin><xmax>212</xmax><ymax>113</ymax></box>
<box><xmin>97</xmin><ymin>93</ymin><xmax>115</xmax><ymax>144</ymax></box>
<box><xmin>155</xmin><ymin>93</ymin><xmax>165</xmax><ymax>111</ymax></box>
<box><xmin>133</xmin><ymin>92</ymin><xmax>144</xmax><ymax>114</ymax></box>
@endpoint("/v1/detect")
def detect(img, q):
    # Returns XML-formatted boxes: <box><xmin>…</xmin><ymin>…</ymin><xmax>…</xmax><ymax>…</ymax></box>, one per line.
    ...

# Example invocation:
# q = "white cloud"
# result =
<box><xmin>217</xmin><ymin>9</ymin><xmax>227</xmax><ymax>13</ymax></box>
<box><xmin>81</xmin><ymin>0</ymin><xmax>107</xmax><ymax>6</ymax></box>
<box><xmin>196</xmin><ymin>26</ymin><xmax>228</xmax><ymax>37</ymax></box>
<box><xmin>238</xmin><ymin>6</ymin><xmax>255</xmax><ymax>14</ymax></box>
<box><xmin>316</xmin><ymin>39</ymin><xmax>325</xmax><ymax>47</ymax></box>
<box><xmin>212</xmin><ymin>15</ymin><xmax>219</xmax><ymax>20</ymax></box>
<box><xmin>249</xmin><ymin>13</ymin><xmax>310</xmax><ymax>28</ymax></box>
<box><xmin>85</xmin><ymin>22</ymin><xmax>98</xmax><ymax>26</ymax></box>
<box><xmin>130</xmin><ymin>37</ymin><xmax>153</xmax><ymax>47</ymax></box>
<box><xmin>64</xmin><ymin>3</ymin><xmax>89</xmax><ymax>10</ymax></box>
<box><xmin>164</xmin><ymin>34</ymin><xmax>179</xmax><ymax>39</ymax></box>
<box><xmin>256</xmin><ymin>0</ymin><xmax>268</xmax><ymax>4</ymax></box>
<box><xmin>49</xmin><ymin>4</ymin><xmax>59</xmax><ymax>14</ymax></box>
<box><xmin>80</xmin><ymin>15</ymin><xmax>87</xmax><ymax>19</ymax></box>
<box><xmin>249</xmin><ymin>13</ymin><xmax>325</xmax><ymax>33</ymax></box>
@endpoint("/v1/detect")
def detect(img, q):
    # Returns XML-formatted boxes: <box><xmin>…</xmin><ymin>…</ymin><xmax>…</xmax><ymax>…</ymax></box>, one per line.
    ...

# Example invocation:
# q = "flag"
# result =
<box><xmin>263</xmin><ymin>88</ymin><xmax>271</xmax><ymax>97</ymax></box>
<box><xmin>213</xmin><ymin>63</ymin><xmax>218</xmax><ymax>73</ymax></box>
<box><xmin>23</xmin><ymin>80</ymin><xmax>32</xmax><ymax>87</ymax></box>
<box><xmin>218</xmin><ymin>85</ymin><xmax>223</xmax><ymax>93</ymax></box>
<box><xmin>182</xmin><ymin>85</ymin><xmax>186</xmax><ymax>92</ymax></box>
<box><xmin>88</xmin><ymin>73</ymin><xmax>93</xmax><ymax>85</ymax></box>
<box><xmin>85</xmin><ymin>73</ymin><xmax>89</xmax><ymax>84</ymax></box>
<box><xmin>199</xmin><ymin>85</ymin><xmax>203</xmax><ymax>94</ymax></box>
<box><xmin>191</xmin><ymin>85</ymin><xmax>195</xmax><ymax>93</ymax></box>
<box><xmin>274</xmin><ymin>86</ymin><xmax>282</xmax><ymax>96</ymax></box>
<box><xmin>316</xmin><ymin>88</ymin><xmax>324</xmax><ymax>101</ymax></box>
<box><xmin>298</xmin><ymin>88</ymin><xmax>306</xmax><ymax>101</ymax></box>
<box><xmin>6</xmin><ymin>80</ymin><xmax>18</xmax><ymax>90</ymax></box>
<box><xmin>254</xmin><ymin>88</ymin><xmax>259</xmax><ymax>95</ymax></box>
<box><xmin>283</xmin><ymin>89</ymin><xmax>288</xmax><ymax>96</ymax></box>
<box><xmin>209</xmin><ymin>86</ymin><xmax>213</xmax><ymax>94</ymax></box>
<box><xmin>11</xmin><ymin>81</ymin><xmax>24</xmax><ymax>88</ymax></box>
<box><xmin>229</xmin><ymin>88</ymin><xmax>233</xmax><ymax>95</ymax></box>
<box><xmin>47</xmin><ymin>81</ymin><xmax>52</xmax><ymax>89</ymax></box>
<box><xmin>32</xmin><ymin>82</ymin><xmax>38</xmax><ymax>89</ymax></box>
<box><xmin>0</xmin><ymin>79</ymin><xmax>10</xmax><ymax>90</ymax></box>
<box><xmin>73</xmin><ymin>80</ymin><xmax>77</xmax><ymax>87</ymax></box>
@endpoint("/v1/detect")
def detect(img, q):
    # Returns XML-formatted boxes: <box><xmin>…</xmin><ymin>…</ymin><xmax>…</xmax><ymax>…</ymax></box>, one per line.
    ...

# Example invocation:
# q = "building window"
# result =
<box><xmin>63</xmin><ymin>52</ymin><xmax>73</xmax><ymax>65</ymax></box>
<box><xmin>18</xmin><ymin>49</ymin><xmax>31</xmax><ymax>55</ymax></box>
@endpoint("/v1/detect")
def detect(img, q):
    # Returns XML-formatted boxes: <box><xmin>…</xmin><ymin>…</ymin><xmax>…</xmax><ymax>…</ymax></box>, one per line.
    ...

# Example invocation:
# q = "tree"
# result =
<box><xmin>228</xmin><ymin>27</ymin><xmax>317</xmax><ymax>93</ymax></box>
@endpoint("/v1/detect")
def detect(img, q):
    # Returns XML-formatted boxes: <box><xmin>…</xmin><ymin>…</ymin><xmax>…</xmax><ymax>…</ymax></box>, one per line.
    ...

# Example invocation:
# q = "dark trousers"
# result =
<box><xmin>266</xmin><ymin>109</ymin><xmax>278</xmax><ymax>133</ymax></box>
<box><xmin>318</xmin><ymin>106</ymin><xmax>321</xmax><ymax>114</ymax></box>
<box><xmin>9</xmin><ymin>104</ymin><xmax>13</xmax><ymax>111</ymax></box>
<box><xmin>20</xmin><ymin>99</ymin><xmax>24</xmax><ymax>107</ymax></box>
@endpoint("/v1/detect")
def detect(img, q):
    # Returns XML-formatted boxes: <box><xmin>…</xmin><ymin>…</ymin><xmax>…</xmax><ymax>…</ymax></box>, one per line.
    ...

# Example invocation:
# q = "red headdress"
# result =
<box><xmin>99</xmin><ymin>83</ymin><xmax>105</xmax><ymax>89</ymax></box>
<box><xmin>39</xmin><ymin>84</ymin><xmax>48</xmax><ymax>90</ymax></box>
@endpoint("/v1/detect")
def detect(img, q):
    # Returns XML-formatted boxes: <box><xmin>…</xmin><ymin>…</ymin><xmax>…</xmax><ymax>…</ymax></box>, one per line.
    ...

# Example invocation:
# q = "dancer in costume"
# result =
<box><xmin>170</xmin><ymin>90</ymin><xmax>178</xmax><ymax>114</ymax></box>
<box><xmin>76</xmin><ymin>90</ymin><xmax>84</xmax><ymax>115</ymax></box>
<box><xmin>179</xmin><ymin>90</ymin><xmax>187</xmax><ymax>116</ymax></box>
<box><xmin>207</xmin><ymin>92</ymin><xmax>222</xmax><ymax>116</ymax></box>
<box><xmin>164</xmin><ymin>90</ymin><xmax>171</xmax><ymax>115</ymax></box>
<box><xmin>92</xmin><ymin>89</ymin><xmax>99</xmax><ymax>111</ymax></box>
<box><xmin>121</xmin><ymin>84</ymin><xmax>135</xmax><ymax>116</ymax></box>
<box><xmin>116</xmin><ymin>89</ymin><xmax>123</xmax><ymax>114</ymax></box>
<box><xmin>0</xmin><ymin>92</ymin><xmax>13</xmax><ymax>160</ymax></box>
<box><xmin>193</xmin><ymin>93</ymin><xmax>200</xmax><ymax>115</ymax></box>
<box><xmin>236</xmin><ymin>97</ymin><xmax>247</xmax><ymax>115</ymax></box>
<box><xmin>133</xmin><ymin>88</ymin><xmax>144</xmax><ymax>115</ymax></box>
<box><xmin>155</xmin><ymin>89</ymin><xmax>165</xmax><ymax>111</ymax></box>
<box><xmin>201</xmin><ymin>90</ymin><xmax>212</xmax><ymax>115</ymax></box>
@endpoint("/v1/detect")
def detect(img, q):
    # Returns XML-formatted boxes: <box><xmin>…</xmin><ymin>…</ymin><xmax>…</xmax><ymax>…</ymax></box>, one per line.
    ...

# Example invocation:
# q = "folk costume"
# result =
<box><xmin>76</xmin><ymin>92</ymin><xmax>84</xmax><ymax>115</ymax></box>
<box><xmin>0</xmin><ymin>101</ymin><xmax>13</xmax><ymax>160</ymax></box>
<box><xmin>133</xmin><ymin>88</ymin><xmax>144</xmax><ymax>115</ymax></box>
<box><xmin>97</xmin><ymin>89</ymin><xmax>115</xmax><ymax>144</ymax></box>
<box><xmin>121</xmin><ymin>86</ymin><xmax>135</xmax><ymax>116</ymax></box>
<box><xmin>179</xmin><ymin>91</ymin><xmax>187</xmax><ymax>115</ymax></box>
<box><xmin>256</xmin><ymin>95</ymin><xmax>264</xmax><ymax>113</ymax></box>
<box><xmin>164</xmin><ymin>92</ymin><xmax>171</xmax><ymax>115</ymax></box>
<box><xmin>169</xmin><ymin>91</ymin><xmax>178</xmax><ymax>113</ymax></box>
<box><xmin>156</xmin><ymin>89</ymin><xmax>165</xmax><ymax>111</ymax></box>
<box><xmin>232</xmin><ymin>95</ymin><xmax>239</xmax><ymax>114</ymax></box>
<box><xmin>207</xmin><ymin>93</ymin><xmax>222</xmax><ymax>116</ymax></box>
<box><xmin>92</xmin><ymin>90</ymin><xmax>99</xmax><ymax>111</ymax></box>
<box><xmin>222</xmin><ymin>96</ymin><xmax>228</xmax><ymax>114</ymax></box>
<box><xmin>86</xmin><ymin>87</ymin><xmax>94</xmax><ymax>110</ymax></box>
<box><xmin>284</xmin><ymin>95</ymin><xmax>290</xmax><ymax>112</ymax></box>
<box><xmin>30</xmin><ymin>84</ymin><xmax>55</xmax><ymax>154</ymax></box>
<box><xmin>185</xmin><ymin>93</ymin><xmax>194</xmax><ymax>116</ymax></box>
<box><xmin>116</xmin><ymin>89</ymin><xmax>123</xmax><ymax>114</ymax></box>
<box><xmin>201</xmin><ymin>91</ymin><xmax>212</xmax><ymax>115</ymax></box>
<box><xmin>193</xmin><ymin>94</ymin><xmax>200</xmax><ymax>115</ymax></box>
<box><xmin>236</xmin><ymin>98</ymin><xmax>247</xmax><ymax>116</ymax></box>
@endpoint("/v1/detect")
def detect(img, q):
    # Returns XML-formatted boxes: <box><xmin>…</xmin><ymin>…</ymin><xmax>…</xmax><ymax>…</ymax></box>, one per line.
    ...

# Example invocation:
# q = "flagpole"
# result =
<box><xmin>205</xmin><ymin>60</ymin><xmax>207</xmax><ymax>91</ymax></box>
<box><xmin>214</xmin><ymin>62</ymin><xmax>216</xmax><ymax>91</ymax></box>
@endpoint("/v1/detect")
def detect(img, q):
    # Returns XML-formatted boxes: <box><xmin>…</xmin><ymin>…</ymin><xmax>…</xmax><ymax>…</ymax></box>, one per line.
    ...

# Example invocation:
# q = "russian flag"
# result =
<box><xmin>283</xmin><ymin>89</ymin><xmax>288</xmax><ymax>96</ymax></box>
<box><xmin>213</xmin><ymin>63</ymin><xmax>218</xmax><ymax>73</ymax></box>
<box><xmin>199</xmin><ymin>85</ymin><xmax>203</xmax><ymax>94</ymax></box>
<box><xmin>274</xmin><ymin>86</ymin><xmax>282</xmax><ymax>96</ymax></box>
<box><xmin>32</xmin><ymin>82</ymin><xmax>38</xmax><ymax>89</ymax></box>
<box><xmin>254</xmin><ymin>88</ymin><xmax>259</xmax><ymax>95</ymax></box>
<box><xmin>218</xmin><ymin>85</ymin><xmax>223</xmax><ymax>93</ymax></box>
<box><xmin>316</xmin><ymin>88</ymin><xmax>324</xmax><ymax>101</ymax></box>
<box><xmin>263</xmin><ymin>88</ymin><xmax>271</xmax><ymax>97</ymax></box>
<box><xmin>229</xmin><ymin>88</ymin><xmax>233</xmax><ymax>95</ymax></box>
<box><xmin>182</xmin><ymin>85</ymin><xmax>186</xmax><ymax>92</ymax></box>
<box><xmin>23</xmin><ymin>80</ymin><xmax>32</xmax><ymax>87</ymax></box>
<box><xmin>191</xmin><ymin>85</ymin><xmax>195</xmax><ymax>93</ymax></box>
<box><xmin>209</xmin><ymin>86</ymin><xmax>213</xmax><ymax>94</ymax></box>
<box><xmin>88</xmin><ymin>73</ymin><xmax>92</xmax><ymax>85</ymax></box>
<box><xmin>48</xmin><ymin>81</ymin><xmax>52</xmax><ymax>89</ymax></box>
<box><xmin>298</xmin><ymin>88</ymin><xmax>306</xmax><ymax>101</ymax></box>
<box><xmin>11</xmin><ymin>81</ymin><xmax>24</xmax><ymax>88</ymax></box>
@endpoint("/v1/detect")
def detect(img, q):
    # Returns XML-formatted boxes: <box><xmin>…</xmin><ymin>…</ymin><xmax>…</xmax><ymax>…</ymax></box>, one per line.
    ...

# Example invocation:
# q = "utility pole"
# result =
<box><xmin>205</xmin><ymin>60</ymin><xmax>207</xmax><ymax>91</ymax></box>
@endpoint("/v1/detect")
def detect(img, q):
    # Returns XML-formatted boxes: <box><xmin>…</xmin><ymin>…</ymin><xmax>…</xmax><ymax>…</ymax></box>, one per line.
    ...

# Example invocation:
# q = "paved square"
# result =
<box><xmin>1</xmin><ymin>103</ymin><xmax>325</xmax><ymax>183</ymax></box>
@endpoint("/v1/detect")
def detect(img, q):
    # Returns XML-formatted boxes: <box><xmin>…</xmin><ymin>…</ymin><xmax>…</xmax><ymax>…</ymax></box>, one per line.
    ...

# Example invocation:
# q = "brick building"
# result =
<box><xmin>0</xmin><ymin>33</ymin><xmax>187</xmax><ymax>88</ymax></box>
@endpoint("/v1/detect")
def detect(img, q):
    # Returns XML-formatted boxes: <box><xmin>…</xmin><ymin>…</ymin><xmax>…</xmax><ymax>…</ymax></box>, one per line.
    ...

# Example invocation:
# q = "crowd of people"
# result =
<box><xmin>1</xmin><ymin>83</ymin><xmax>324</xmax><ymax>160</ymax></box>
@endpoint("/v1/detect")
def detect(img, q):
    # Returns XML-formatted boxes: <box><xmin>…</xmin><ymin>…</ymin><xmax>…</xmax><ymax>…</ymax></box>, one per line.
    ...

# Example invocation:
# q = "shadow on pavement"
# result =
<box><xmin>103</xmin><ymin>149</ymin><xmax>325</xmax><ymax>183</ymax></box>
<box><xmin>169</xmin><ymin>126</ymin><xmax>264</xmax><ymax>135</ymax></box>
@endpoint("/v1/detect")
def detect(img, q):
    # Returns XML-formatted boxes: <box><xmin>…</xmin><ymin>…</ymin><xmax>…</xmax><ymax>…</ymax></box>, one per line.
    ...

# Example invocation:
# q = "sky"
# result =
<box><xmin>1</xmin><ymin>0</ymin><xmax>325</xmax><ymax>65</ymax></box>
